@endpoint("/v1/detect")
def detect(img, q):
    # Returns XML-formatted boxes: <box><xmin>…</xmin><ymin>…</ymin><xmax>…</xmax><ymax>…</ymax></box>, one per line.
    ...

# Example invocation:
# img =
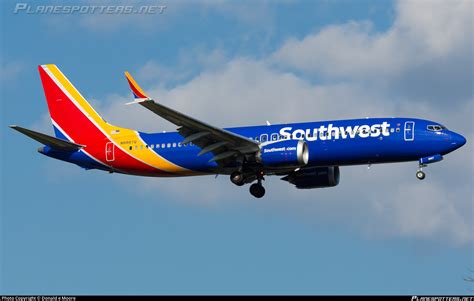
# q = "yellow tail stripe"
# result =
<box><xmin>45</xmin><ymin>64</ymin><xmax>191</xmax><ymax>174</ymax></box>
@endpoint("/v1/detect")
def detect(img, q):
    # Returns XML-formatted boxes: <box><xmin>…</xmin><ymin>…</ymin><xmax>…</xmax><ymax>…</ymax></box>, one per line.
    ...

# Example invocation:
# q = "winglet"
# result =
<box><xmin>124</xmin><ymin>71</ymin><xmax>150</xmax><ymax>100</ymax></box>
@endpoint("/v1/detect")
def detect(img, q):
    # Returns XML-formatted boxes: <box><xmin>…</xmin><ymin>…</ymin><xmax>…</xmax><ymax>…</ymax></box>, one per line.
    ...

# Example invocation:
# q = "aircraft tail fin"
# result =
<box><xmin>38</xmin><ymin>64</ymin><xmax>108</xmax><ymax>142</ymax></box>
<box><xmin>9</xmin><ymin>125</ymin><xmax>84</xmax><ymax>151</ymax></box>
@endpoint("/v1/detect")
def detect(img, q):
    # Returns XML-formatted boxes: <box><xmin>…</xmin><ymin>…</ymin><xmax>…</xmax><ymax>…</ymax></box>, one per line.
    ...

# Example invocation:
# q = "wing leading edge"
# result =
<box><xmin>124</xmin><ymin>72</ymin><xmax>259</xmax><ymax>165</ymax></box>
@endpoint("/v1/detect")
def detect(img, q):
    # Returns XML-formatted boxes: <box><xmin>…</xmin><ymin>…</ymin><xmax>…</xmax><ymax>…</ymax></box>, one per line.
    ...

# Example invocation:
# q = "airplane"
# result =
<box><xmin>10</xmin><ymin>65</ymin><xmax>467</xmax><ymax>198</ymax></box>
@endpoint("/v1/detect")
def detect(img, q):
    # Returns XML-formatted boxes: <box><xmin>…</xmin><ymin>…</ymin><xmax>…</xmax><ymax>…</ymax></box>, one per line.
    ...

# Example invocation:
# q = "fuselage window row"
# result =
<box><xmin>128</xmin><ymin>141</ymin><xmax>189</xmax><ymax>151</ymax></box>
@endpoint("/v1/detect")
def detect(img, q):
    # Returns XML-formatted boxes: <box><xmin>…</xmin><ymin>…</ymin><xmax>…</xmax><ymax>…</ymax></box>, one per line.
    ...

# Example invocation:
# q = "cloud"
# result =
<box><xmin>134</xmin><ymin>48</ymin><xmax>228</xmax><ymax>86</ymax></box>
<box><xmin>272</xmin><ymin>0</ymin><xmax>473</xmax><ymax>104</ymax></box>
<box><xmin>273</xmin><ymin>0</ymin><xmax>472</xmax><ymax>78</ymax></box>
<box><xmin>102</xmin><ymin>58</ymin><xmax>399</xmax><ymax>132</ymax></box>
<box><xmin>368</xmin><ymin>181</ymin><xmax>471</xmax><ymax>244</ymax></box>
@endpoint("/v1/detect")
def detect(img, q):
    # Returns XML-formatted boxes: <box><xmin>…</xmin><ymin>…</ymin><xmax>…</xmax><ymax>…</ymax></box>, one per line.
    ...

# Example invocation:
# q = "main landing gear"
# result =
<box><xmin>416</xmin><ymin>164</ymin><xmax>426</xmax><ymax>180</ymax></box>
<box><xmin>249</xmin><ymin>179</ymin><xmax>265</xmax><ymax>198</ymax></box>
<box><xmin>230</xmin><ymin>171</ymin><xmax>245</xmax><ymax>186</ymax></box>
<box><xmin>230</xmin><ymin>170</ymin><xmax>266</xmax><ymax>198</ymax></box>
<box><xmin>249</xmin><ymin>171</ymin><xmax>265</xmax><ymax>198</ymax></box>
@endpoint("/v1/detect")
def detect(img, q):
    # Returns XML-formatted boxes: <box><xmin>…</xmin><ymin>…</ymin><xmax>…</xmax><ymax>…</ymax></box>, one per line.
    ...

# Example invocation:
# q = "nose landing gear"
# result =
<box><xmin>416</xmin><ymin>164</ymin><xmax>426</xmax><ymax>180</ymax></box>
<box><xmin>416</xmin><ymin>155</ymin><xmax>443</xmax><ymax>180</ymax></box>
<box><xmin>416</xmin><ymin>170</ymin><xmax>426</xmax><ymax>180</ymax></box>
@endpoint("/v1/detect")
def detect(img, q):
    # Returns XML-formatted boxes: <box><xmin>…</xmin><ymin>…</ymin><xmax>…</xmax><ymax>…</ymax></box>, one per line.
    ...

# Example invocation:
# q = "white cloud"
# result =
<box><xmin>134</xmin><ymin>48</ymin><xmax>228</xmax><ymax>86</ymax></box>
<box><xmin>101</xmin><ymin>58</ymin><xmax>399</xmax><ymax>133</ymax></box>
<box><xmin>368</xmin><ymin>181</ymin><xmax>471</xmax><ymax>244</ymax></box>
<box><xmin>272</xmin><ymin>0</ymin><xmax>473</xmax><ymax>81</ymax></box>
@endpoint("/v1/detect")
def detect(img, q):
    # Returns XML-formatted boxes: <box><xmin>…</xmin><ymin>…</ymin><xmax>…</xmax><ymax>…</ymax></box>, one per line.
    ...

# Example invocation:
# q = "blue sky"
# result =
<box><xmin>1</xmin><ymin>0</ymin><xmax>473</xmax><ymax>295</ymax></box>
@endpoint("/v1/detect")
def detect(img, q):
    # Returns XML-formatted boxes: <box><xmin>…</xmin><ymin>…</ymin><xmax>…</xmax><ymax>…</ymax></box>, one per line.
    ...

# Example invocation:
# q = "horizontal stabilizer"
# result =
<box><xmin>10</xmin><ymin>125</ymin><xmax>84</xmax><ymax>151</ymax></box>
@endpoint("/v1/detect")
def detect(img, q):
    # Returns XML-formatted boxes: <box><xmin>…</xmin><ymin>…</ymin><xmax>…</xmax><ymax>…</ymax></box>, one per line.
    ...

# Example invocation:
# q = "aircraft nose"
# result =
<box><xmin>450</xmin><ymin>132</ymin><xmax>466</xmax><ymax>149</ymax></box>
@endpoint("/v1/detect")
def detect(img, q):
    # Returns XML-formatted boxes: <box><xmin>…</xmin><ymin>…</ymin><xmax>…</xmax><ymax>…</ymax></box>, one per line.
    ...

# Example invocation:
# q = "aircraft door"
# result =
<box><xmin>105</xmin><ymin>142</ymin><xmax>115</xmax><ymax>162</ymax></box>
<box><xmin>404</xmin><ymin>121</ymin><xmax>415</xmax><ymax>141</ymax></box>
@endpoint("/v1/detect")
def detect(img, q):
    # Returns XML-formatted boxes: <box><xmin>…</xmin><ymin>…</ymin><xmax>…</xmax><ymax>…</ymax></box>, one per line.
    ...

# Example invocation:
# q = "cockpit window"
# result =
<box><xmin>427</xmin><ymin>125</ymin><xmax>446</xmax><ymax>131</ymax></box>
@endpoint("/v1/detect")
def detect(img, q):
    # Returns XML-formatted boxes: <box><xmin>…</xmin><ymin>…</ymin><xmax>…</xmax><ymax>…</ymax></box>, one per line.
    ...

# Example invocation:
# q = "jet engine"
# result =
<box><xmin>281</xmin><ymin>166</ymin><xmax>340</xmax><ymax>189</ymax></box>
<box><xmin>257</xmin><ymin>140</ymin><xmax>308</xmax><ymax>168</ymax></box>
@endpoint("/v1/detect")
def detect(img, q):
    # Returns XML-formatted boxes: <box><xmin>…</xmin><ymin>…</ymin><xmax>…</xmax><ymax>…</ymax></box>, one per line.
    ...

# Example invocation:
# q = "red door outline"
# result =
<box><xmin>105</xmin><ymin>142</ymin><xmax>115</xmax><ymax>162</ymax></box>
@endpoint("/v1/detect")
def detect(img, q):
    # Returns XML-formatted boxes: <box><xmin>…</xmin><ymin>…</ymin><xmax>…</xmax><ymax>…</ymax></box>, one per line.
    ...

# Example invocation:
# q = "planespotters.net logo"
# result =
<box><xmin>13</xmin><ymin>3</ymin><xmax>167</xmax><ymax>15</ymax></box>
<box><xmin>412</xmin><ymin>297</ymin><xmax>474</xmax><ymax>301</ymax></box>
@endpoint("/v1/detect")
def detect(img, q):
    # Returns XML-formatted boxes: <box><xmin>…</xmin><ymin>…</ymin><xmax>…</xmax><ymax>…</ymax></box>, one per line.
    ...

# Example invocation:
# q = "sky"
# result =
<box><xmin>1</xmin><ymin>0</ymin><xmax>473</xmax><ymax>295</ymax></box>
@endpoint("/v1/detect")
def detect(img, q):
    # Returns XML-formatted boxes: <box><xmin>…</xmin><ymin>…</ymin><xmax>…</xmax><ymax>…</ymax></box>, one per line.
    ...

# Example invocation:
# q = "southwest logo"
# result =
<box><xmin>279</xmin><ymin>122</ymin><xmax>391</xmax><ymax>141</ymax></box>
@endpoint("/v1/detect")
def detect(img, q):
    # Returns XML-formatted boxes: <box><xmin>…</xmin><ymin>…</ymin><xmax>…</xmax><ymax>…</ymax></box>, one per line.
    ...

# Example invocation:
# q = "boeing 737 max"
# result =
<box><xmin>10</xmin><ymin>65</ymin><xmax>467</xmax><ymax>198</ymax></box>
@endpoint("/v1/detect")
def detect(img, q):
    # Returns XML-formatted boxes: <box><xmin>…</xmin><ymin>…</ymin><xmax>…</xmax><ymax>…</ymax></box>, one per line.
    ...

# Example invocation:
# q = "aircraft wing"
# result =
<box><xmin>124</xmin><ymin>72</ymin><xmax>259</xmax><ymax>165</ymax></box>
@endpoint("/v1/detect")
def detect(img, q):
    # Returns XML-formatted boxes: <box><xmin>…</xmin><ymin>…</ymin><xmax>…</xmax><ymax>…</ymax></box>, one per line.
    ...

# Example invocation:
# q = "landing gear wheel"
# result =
<box><xmin>230</xmin><ymin>171</ymin><xmax>244</xmax><ymax>186</ymax></box>
<box><xmin>249</xmin><ymin>183</ymin><xmax>265</xmax><ymax>198</ymax></box>
<box><xmin>416</xmin><ymin>170</ymin><xmax>425</xmax><ymax>180</ymax></box>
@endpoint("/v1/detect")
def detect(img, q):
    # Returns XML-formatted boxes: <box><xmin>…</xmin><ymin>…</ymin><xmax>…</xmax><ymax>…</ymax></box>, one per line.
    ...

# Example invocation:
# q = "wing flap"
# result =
<box><xmin>10</xmin><ymin>125</ymin><xmax>84</xmax><ymax>151</ymax></box>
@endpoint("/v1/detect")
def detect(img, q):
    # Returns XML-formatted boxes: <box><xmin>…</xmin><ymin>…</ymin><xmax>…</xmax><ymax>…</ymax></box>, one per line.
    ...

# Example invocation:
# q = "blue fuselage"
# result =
<box><xmin>128</xmin><ymin>117</ymin><xmax>465</xmax><ymax>175</ymax></box>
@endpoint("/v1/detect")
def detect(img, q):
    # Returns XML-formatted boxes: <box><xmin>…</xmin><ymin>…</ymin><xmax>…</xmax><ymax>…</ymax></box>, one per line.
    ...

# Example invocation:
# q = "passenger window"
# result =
<box><xmin>178</xmin><ymin>143</ymin><xmax>182</xmax><ymax>147</ymax></box>
<box><xmin>396</xmin><ymin>128</ymin><xmax>400</xmax><ymax>133</ymax></box>
<box><xmin>135</xmin><ymin>146</ymin><xmax>138</xmax><ymax>150</ymax></box>
<box><xmin>167</xmin><ymin>143</ymin><xmax>171</xmax><ymax>148</ymax></box>
<box><xmin>260</xmin><ymin>134</ymin><xmax>268</xmax><ymax>142</ymax></box>
<box><xmin>162</xmin><ymin>144</ymin><xmax>165</xmax><ymax>148</ymax></box>
<box><xmin>129</xmin><ymin>146</ymin><xmax>132</xmax><ymax>150</ymax></box>
<box><xmin>271</xmin><ymin>133</ymin><xmax>278</xmax><ymax>141</ymax></box>
<box><xmin>390</xmin><ymin>128</ymin><xmax>394</xmax><ymax>133</ymax></box>
<box><xmin>150</xmin><ymin>144</ymin><xmax>154</xmax><ymax>149</ymax></box>
<box><xmin>173</xmin><ymin>143</ymin><xmax>177</xmax><ymax>147</ymax></box>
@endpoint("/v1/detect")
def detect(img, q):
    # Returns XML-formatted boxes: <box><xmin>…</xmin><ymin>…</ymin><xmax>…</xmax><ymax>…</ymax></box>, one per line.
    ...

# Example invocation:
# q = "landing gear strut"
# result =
<box><xmin>249</xmin><ymin>172</ymin><xmax>265</xmax><ymax>198</ymax></box>
<box><xmin>416</xmin><ymin>164</ymin><xmax>426</xmax><ymax>180</ymax></box>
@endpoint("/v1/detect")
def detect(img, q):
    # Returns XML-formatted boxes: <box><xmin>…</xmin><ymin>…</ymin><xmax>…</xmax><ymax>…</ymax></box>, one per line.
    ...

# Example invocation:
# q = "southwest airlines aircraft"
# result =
<box><xmin>11</xmin><ymin>65</ymin><xmax>467</xmax><ymax>198</ymax></box>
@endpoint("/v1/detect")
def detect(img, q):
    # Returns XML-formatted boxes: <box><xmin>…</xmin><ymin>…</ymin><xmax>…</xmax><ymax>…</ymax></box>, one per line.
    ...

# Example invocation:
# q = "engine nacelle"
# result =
<box><xmin>257</xmin><ymin>140</ymin><xmax>309</xmax><ymax>168</ymax></box>
<box><xmin>282</xmin><ymin>166</ymin><xmax>340</xmax><ymax>189</ymax></box>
